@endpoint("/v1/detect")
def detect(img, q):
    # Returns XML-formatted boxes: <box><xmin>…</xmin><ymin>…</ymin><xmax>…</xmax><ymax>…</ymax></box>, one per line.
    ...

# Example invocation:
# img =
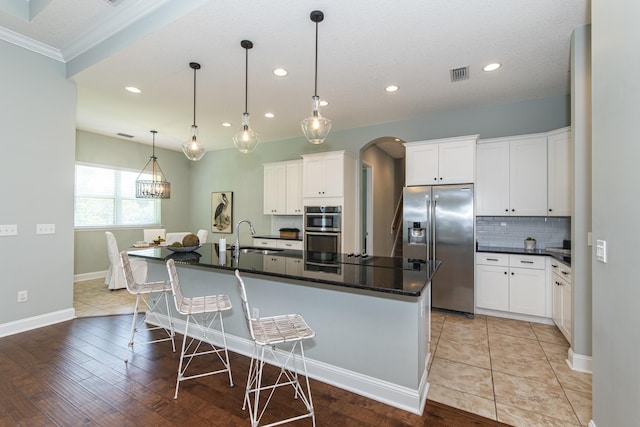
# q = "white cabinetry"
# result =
<box><xmin>263</xmin><ymin>160</ymin><xmax>303</xmax><ymax>215</ymax></box>
<box><xmin>252</xmin><ymin>238</ymin><xmax>303</xmax><ymax>250</ymax></box>
<box><xmin>547</xmin><ymin>128</ymin><xmax>572</xmax><ymax>216</ymax></box>
<box><xmin>551</xmin><ymin>259</ymin><xmax>572</xmax><ymax>342</ymax></box>
<box><xmin>405</xmin><ymin>135</ymin><xmax>477</xmax><ymax>186</ymax></box>
<box><xmin>476</xmin><ymin>135</ymin><xmax>547</xmax><ymax>216</ymax></box>
<box><xmin>302</xmin><ymin>152</ymin><xmax>345</xmax><ymax>198</ymax></box>
<box><xmin>476</xmin><ymin>253</ymin><xmax>548</xmax><ymax>317</ymax></box>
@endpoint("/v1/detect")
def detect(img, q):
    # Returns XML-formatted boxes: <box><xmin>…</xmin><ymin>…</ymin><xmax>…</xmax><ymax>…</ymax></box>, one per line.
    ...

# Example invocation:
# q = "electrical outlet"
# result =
<box><xmin>17</xmin><ymin>290</ymin><xmax>28</xmax><ymax>302</ymax></box>
<box><xmin>252</xmin><ymin>307</ymin><xmax>259</xmax><ymax>319</ymax></box>
<box><xmin>36</xmin><ymin>224</ymin><xmax>55</xmax><ymax>234</ymax></box>
<box><xmin>0</xmin><ymin>224</ymin><xmax>18</xmax><ymax>236</ymax></box>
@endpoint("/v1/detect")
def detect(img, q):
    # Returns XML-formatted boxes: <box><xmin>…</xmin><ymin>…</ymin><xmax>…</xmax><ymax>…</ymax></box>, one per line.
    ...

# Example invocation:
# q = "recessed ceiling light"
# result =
<box><xmin>385</xmin><ymin>85</ymin><xmax>399</xmax><ymax>92</ymax></box>
<box><xmin>222</xmin><ymin>122</ymin><xmax>232</xmax><ymax>127</ymax></box>
<box><xmin>125</xmin><ymin>86</ymin><xmax>141</xmax><ymax>94</ymax></box>
<box><xmin>319</xmin><ymin>100</ymin><xmax>329</xmax><ymax>107</ymax></box>
<box><xmin>264</xmin><ymin>113</ymin><xmax>275</xmax><ymax>118</ymax></box>
<box><xmin>273</xmin><ymin>68</ymin><xmax>288</xmax><ymax>77</ymax></box>
<box><xmin>483</xmin><ymin>63</ymin><xmax>501</xmax><ymax>72</ymax></box>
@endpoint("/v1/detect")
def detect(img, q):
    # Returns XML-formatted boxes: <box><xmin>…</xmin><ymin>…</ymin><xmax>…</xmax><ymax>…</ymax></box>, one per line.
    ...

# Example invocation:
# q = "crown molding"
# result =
<box><xmin>0</xmin><ymin>26</ymin><xmax>64</xmax><ymax>62</ymax></box>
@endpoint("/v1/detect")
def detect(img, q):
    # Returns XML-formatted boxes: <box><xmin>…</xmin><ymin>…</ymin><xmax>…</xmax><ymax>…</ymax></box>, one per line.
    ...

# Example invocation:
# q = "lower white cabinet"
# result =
<box><xmin>476</xmin><ymin>253</ymin><xmax>547</xmax><ymax>317</ymax></box>
<box><xmin>253</xmin><ymin>238</ymin><xmax>302</xmax><ymax>250</ymax></box>
<box><xmin>551</xmin><ymin>260</ymin><xmax>572</xmax><ymax>342</ymax></box>
<box><xmin>263</xmin><ymin>256</ymin><xmax>303</xmax><ymax>276</ymax></box>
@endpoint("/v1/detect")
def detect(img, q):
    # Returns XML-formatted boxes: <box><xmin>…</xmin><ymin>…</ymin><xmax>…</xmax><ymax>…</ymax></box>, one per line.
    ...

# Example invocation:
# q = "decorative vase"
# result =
<box><xmin>525</xmin><ymin>239</ymin><xmax>536</xmax><ymax>250</ymax></box>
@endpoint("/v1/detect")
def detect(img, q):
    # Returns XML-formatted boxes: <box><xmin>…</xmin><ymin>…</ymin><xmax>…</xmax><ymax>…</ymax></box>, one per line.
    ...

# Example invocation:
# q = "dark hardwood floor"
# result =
<box><xmin>0</xmin><ymin>315</ymin><xmax>510</xmax><ymax>426</ymax></box>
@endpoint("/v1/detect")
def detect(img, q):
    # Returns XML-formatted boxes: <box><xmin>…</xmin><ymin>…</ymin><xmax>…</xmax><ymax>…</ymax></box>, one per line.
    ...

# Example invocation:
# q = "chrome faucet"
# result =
<box><xmin>234</xmin><ymin>219</ymin><xmax>256</xmax><ymax>256</ymax></box>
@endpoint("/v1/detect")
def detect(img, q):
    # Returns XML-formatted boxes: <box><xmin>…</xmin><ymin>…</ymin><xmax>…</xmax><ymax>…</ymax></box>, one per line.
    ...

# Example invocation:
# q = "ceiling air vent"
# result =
<box><xmin>450</xmin><ymin>66</ymin><xmax>470</xmax><ymax>82</ymax></box>
<box><xmin>117</xmin><ymin>132</ymin><xmax>134</xmax><ymax>138</ymax></box>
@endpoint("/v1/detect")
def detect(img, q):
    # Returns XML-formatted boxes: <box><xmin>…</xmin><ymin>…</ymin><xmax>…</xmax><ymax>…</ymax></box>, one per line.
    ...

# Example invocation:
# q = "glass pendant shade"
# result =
<box><xmin>182</xmin><ymin>124</ymin><xmax>205</xmax><ymax>161</ymax></box>
<box><xmin>302</xmin><ymin>10</ymin><xmax>331</xmax><ymax>144</ymax></box>
<box><xmin>233</xmin><ymin>40</ymin><xmax>259</xmax><ymax>153</ymax></box>
<box><xmin>136</xmin><ymin>131</ymin><xmax>171</xmax><ymax>199</ymax></box>
<box><xmin>233</xmin><ymin>112</ymin><xmax>259</xmax><ymax>153</ymax></box>
<box><xmin>183</xmin><ymin>62</ymin><xmax>206</xmax><ymax>161</ymax></box>
<box><xmin>301</xmin><ymin>95</ymin><xmax>332</xmax><ymax>144</ymax></box>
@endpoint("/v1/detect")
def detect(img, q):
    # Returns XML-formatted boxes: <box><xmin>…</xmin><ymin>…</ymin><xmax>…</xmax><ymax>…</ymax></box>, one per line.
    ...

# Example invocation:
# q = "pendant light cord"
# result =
<box><xmin>192</xmin><ymin>67</ymin><xmax>197</xmax><ymax>127</ymax></box>
<box><xmin>314</xmin><ymin>20</ymin><xmax>319</xmax><ymax>97</ymax></box>
<box><xmin>244</xmin><ymin>46</ymin><xmax>249</xmax><ymax>114</ymax></box>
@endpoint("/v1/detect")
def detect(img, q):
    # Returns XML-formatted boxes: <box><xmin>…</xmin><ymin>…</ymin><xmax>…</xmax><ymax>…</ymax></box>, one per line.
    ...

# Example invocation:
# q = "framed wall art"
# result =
<box><xmin>211</xmin><ymin>191</ymin><xmax>233</xmax><ymax>233</ymax></box>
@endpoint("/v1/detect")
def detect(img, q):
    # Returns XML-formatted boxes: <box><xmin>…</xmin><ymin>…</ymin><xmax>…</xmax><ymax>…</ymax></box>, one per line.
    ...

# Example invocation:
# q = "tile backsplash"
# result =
<box><xmin>271</xmin><ymin>215</ymin><xmax>303</xmax><ymax>237</ymax></box>
<box><xmin>476</xmin><ymin>216</ymin><xmax>570</xmax><ymax>249</ymax></box>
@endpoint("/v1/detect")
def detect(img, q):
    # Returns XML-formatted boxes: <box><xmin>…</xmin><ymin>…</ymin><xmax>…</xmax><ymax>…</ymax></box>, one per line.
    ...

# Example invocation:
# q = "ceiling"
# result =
<box><xmin>0</xmin><ymin>0</ymin><xmax>590</xmax><ymax>155</ymax></box>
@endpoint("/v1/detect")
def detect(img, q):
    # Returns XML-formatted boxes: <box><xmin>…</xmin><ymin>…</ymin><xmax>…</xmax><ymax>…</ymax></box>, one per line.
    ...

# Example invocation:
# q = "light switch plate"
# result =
<box><xmin>36</xmin><ymin>224</ymin><xmax>55</xmax><ymax>234</ymax></box>
<box><xmin>0</xmin><ymin>224</ymin><xmax>18</xmax><ymax>236</ymax></box>
<box><xmin>596</xmin><ymin>239</ymin><xmax>607</xmax><ymax>263</ymax></box>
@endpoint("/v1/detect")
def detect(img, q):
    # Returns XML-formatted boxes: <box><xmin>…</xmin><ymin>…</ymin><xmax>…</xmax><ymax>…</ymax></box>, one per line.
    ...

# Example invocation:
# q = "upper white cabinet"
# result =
<box><xmin>547</xmin><ymin>128</ymin><xmax>572</xmax><ymax>216</ymax></box>
<box><xmin>404</xmin><ymin>135</ymin><xmax>477</xmax><ymax>186</ymax></box>
<box><xmin>302</xmin><ymin>151</ymin><xmax>350</xmax><ymax>199</ymax></box>
<box><xmin>263</xmin><ymin>160</ymin><xmax>303</xmax><ymax>215</ymax></box>
<box><xmin>510</xmin><ymin>137</ymin><xmax>548</xmax><ymax>216</ymax></box>
<box><xmin>476</xmin><ymin>134</ymin><xmax>547</xmax><ymax>216</ymax></box>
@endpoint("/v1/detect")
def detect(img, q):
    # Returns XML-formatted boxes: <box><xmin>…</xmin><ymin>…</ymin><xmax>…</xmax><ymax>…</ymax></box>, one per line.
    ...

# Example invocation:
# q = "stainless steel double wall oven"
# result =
<box><xmin>304</xmin><ymin>206</ymin><xmax>341</xmax><ymax>266</ymax></box>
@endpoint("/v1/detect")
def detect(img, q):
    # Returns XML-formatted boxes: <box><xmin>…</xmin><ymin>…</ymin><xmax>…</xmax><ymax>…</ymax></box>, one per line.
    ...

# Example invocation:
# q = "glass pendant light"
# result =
<box><xmin>136</xmin><ymin>130</ymin><xmax>171</xmax><ymax>199</ymax></box>
<box><xmin>233</xmin><ymin>40</ymin><xmax>259</xmax><ymax>153</ymax></box>
<box><xmin>301</xmin><ymin>10</ymin><xmax>332</xmax><ymax>145</ymax></box>
<box><xmin>182</xmin><ymin>62</ymin><xmax>206</xmax><ymax>161</ymax></box>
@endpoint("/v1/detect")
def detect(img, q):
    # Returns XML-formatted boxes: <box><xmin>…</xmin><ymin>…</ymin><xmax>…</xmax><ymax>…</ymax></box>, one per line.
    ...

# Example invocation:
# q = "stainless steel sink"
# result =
<box><xmin>239</xmin><ymin>247</ymin><xmax>283</xmax><ymax>255</ymax></box>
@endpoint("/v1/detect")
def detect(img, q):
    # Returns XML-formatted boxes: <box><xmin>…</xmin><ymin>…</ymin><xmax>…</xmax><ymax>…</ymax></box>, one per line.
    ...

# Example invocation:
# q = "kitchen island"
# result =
<box><xmin>129</xmin><ymin>244</ymin><xmax>439</xmax><ymax>414</ymax></box>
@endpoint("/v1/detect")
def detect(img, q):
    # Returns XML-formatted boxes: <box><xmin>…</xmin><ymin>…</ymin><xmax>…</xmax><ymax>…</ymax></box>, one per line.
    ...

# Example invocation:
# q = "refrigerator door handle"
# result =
<box><xmin>432</xmin><ymin>199</ymin><xmax>437</xmax><ymax>261</ymax></box>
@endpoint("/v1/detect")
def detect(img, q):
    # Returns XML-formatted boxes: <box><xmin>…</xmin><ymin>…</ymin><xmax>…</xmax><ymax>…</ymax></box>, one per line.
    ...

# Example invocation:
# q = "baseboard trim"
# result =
<box><xmin>147</xmin><ymin>314</ymin><xmax>427</xmax><ymax>415</ymax></box>
<box><xmin>475</xmin><ymin>308</ymin><xmax>555</xmax><ymax>325</ymax></box>
<box><xmin>0</xmin><ymin>309</ymin><xmax>76</xmax><ymax>338</ymax></box>
<box><xmin>74</xmin><ymin>270</ymin><xmax>108</xmax><ymax>282</ymax></box>
<box><xmin>567</xmin><ymin>348</ymin><xmax>592</xmax><ymax>373</ymax></box>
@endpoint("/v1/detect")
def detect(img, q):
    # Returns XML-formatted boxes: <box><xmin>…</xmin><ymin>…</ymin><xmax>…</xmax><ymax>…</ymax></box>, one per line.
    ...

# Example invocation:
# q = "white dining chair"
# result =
<box><xmin>105</xmin><ymin>231</ymin><xmax>147</xmax><ymax>290</ymax></box>
<box><xmin>143</xmin><ymin>228</ymin><xmax>166</xmax><ymax>243</ymax></box>
<box><xmin>196</xmin><ymin>229</ymin><xmax>208</xmax><ymax>244</ymax></box>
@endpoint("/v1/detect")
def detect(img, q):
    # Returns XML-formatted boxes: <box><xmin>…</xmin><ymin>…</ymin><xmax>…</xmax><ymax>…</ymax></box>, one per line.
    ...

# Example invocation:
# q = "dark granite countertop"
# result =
<box><xmin>477</xmin><ymin>245</ymin><xmax>571</xmax><ymax>267</ymax></box>
<box><xmin>128</xmin><ymin>243</ymin><xmax>440</xmax><ymax>297</ymax></box>
<box><xmin>252</xmin><ymin>235</ymin><xmax>302</xmax><ymax>241</ymax></box>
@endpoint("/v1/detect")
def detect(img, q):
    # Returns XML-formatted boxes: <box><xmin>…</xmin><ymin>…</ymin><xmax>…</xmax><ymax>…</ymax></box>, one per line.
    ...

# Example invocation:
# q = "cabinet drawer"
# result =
<box><xmin>509</xmin><ymin>255</ymin><xmax>545</xmax><ymax>269</ymax></box>
<box><xmin>253</xmin><ymin>238</ymin><xmax>278</xmax><ymax>248</ymax></box>
<box><xmin>476</xmin><ymin>253</ymin><xmax>508</xmax><ymax>266</ymax></box>
<box><xmin>276</xmin><ymin>240</ymin><xmax>303</xmax><ymax>250</ymax></box>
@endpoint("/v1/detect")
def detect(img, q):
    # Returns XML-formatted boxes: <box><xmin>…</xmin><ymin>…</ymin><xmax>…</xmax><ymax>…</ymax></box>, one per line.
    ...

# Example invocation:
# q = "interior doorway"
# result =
<box><xmin>358</xmin><ymin>137</ymin><xmax>406</xmax><ymax>257</ymax></box>
<box><xmin>361</xmin><ymin>162</ymin><xmax>373</xmax><ymax>254</ymax></box>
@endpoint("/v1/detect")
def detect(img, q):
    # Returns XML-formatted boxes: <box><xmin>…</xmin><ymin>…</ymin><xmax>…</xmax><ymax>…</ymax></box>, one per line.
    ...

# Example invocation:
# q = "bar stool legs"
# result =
<box><xmin>166</xmin><ymin>258</ymin><xmax>234</xmax><ymax>399</ymax></box>
<box><xmin>120</xmin><ymin>252</ymin><xmax>175</xmax><ymax>363</ymax></box>
<box><xmin>235</xmin><ymin>270</ymin><xmax>315</xmax><ymax>427</ymax></box>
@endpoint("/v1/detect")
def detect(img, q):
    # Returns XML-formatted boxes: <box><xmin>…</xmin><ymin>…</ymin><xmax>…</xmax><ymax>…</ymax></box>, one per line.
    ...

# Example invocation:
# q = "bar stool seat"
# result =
<box><xmin>119</xmin><ymin>251</ymin><xmax>175</xmax><ymax>362</ymax></box>
<box><xmin>235</xmin><ymin>269</ymin><xmax>316</xmax><ymax>427</ymax></box>
<box><xmin>166</xmin><ymin>258</ymin><xmax>234</xmax><ymax>399</ymax></box>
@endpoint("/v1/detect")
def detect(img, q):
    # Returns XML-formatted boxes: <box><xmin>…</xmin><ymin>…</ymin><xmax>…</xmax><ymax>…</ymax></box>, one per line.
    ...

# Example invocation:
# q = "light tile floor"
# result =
<box><xmin>74</xmin><ymin>278</ymin><xmax>137</xmax><ymax>317</ymax></box>
<box><xmin>428</xmin><ymin>312</ymin><xmax>592</xmax><ymax>426</ymax></box>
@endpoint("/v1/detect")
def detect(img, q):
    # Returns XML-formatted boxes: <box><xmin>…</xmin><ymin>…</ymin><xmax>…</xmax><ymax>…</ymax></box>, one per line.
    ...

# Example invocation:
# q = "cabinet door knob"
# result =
<box><xmin>511</xmin><ymin>209</ymin><xmax>515</xmax><ymax>212</ymax></box>
<box><xmin>549</xmin><ymin>208</ymin><xmax>553</xmax><ymax>212</ymax></box>
<box><xmin>433</xmin><ymin>177</ymin><xmax>437</xmax><ymax>181</ymax></box>
<box><xmin>504</xmin><ymin>271</ymin><xmax>507</xmax><ymax>275</ymax></box>
<box><xmin>439</xmin><ymin>177</ymin><xmax>443</xmax><ymax>180</ymax></box>
<box><xmin>505</xmin><ymin>209</ymin><xmax>509</xmax><ymax>212</ymax></box>
<box><xmin>511</xmin><ymin>272</ymin><xmax>515</xmax><ymax>275</ymax></box>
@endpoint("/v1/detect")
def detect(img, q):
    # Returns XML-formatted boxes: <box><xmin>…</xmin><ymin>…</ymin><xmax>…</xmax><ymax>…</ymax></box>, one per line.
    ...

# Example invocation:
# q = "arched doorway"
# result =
<box><xmin>358</xmin><ymin>137</ymin><xmax>405</xmax><ymax>256</ymax></box>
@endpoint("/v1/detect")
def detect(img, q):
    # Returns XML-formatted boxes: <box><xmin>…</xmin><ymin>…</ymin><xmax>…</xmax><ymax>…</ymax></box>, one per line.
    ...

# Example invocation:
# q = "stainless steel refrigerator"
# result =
<box><xmin>403</xmin><ymin>184</ymin><xmax>474</xmax><ymax>314</ymax></box>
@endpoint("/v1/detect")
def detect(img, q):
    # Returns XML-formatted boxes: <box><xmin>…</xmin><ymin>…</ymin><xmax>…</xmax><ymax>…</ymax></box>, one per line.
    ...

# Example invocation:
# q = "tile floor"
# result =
<box><xmin>73</xmin><ymin>278</ymin><xmax>137</xmax><ymax>317</ymax></box>
<box><xmin>428</xmin><ymin>311</ymin><xmax>592</xmax><ymax>426</ymax></box>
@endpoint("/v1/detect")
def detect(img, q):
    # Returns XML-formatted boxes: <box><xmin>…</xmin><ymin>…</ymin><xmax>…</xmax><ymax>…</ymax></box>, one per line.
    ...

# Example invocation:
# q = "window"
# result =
<box><xmin>75</xmin><ymin>163</ymin><xmax>161</xmax><ymax>228</ymax></box>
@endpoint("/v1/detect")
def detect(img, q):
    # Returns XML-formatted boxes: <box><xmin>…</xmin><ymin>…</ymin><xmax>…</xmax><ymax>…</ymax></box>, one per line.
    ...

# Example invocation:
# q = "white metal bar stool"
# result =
<box><xmin>235</xmin><ymin>269</ymin><xmax>316</xmax><ymax>427</ymax></box>
<box><xmin>119</xmin><ymin>251</ymin><xmax>175</xmax><ymax>362</ymax></box>
<box><xmin>166</xmin><ymin>259</ymin><xmax>234</xmax><ymax>399</ymax></box>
